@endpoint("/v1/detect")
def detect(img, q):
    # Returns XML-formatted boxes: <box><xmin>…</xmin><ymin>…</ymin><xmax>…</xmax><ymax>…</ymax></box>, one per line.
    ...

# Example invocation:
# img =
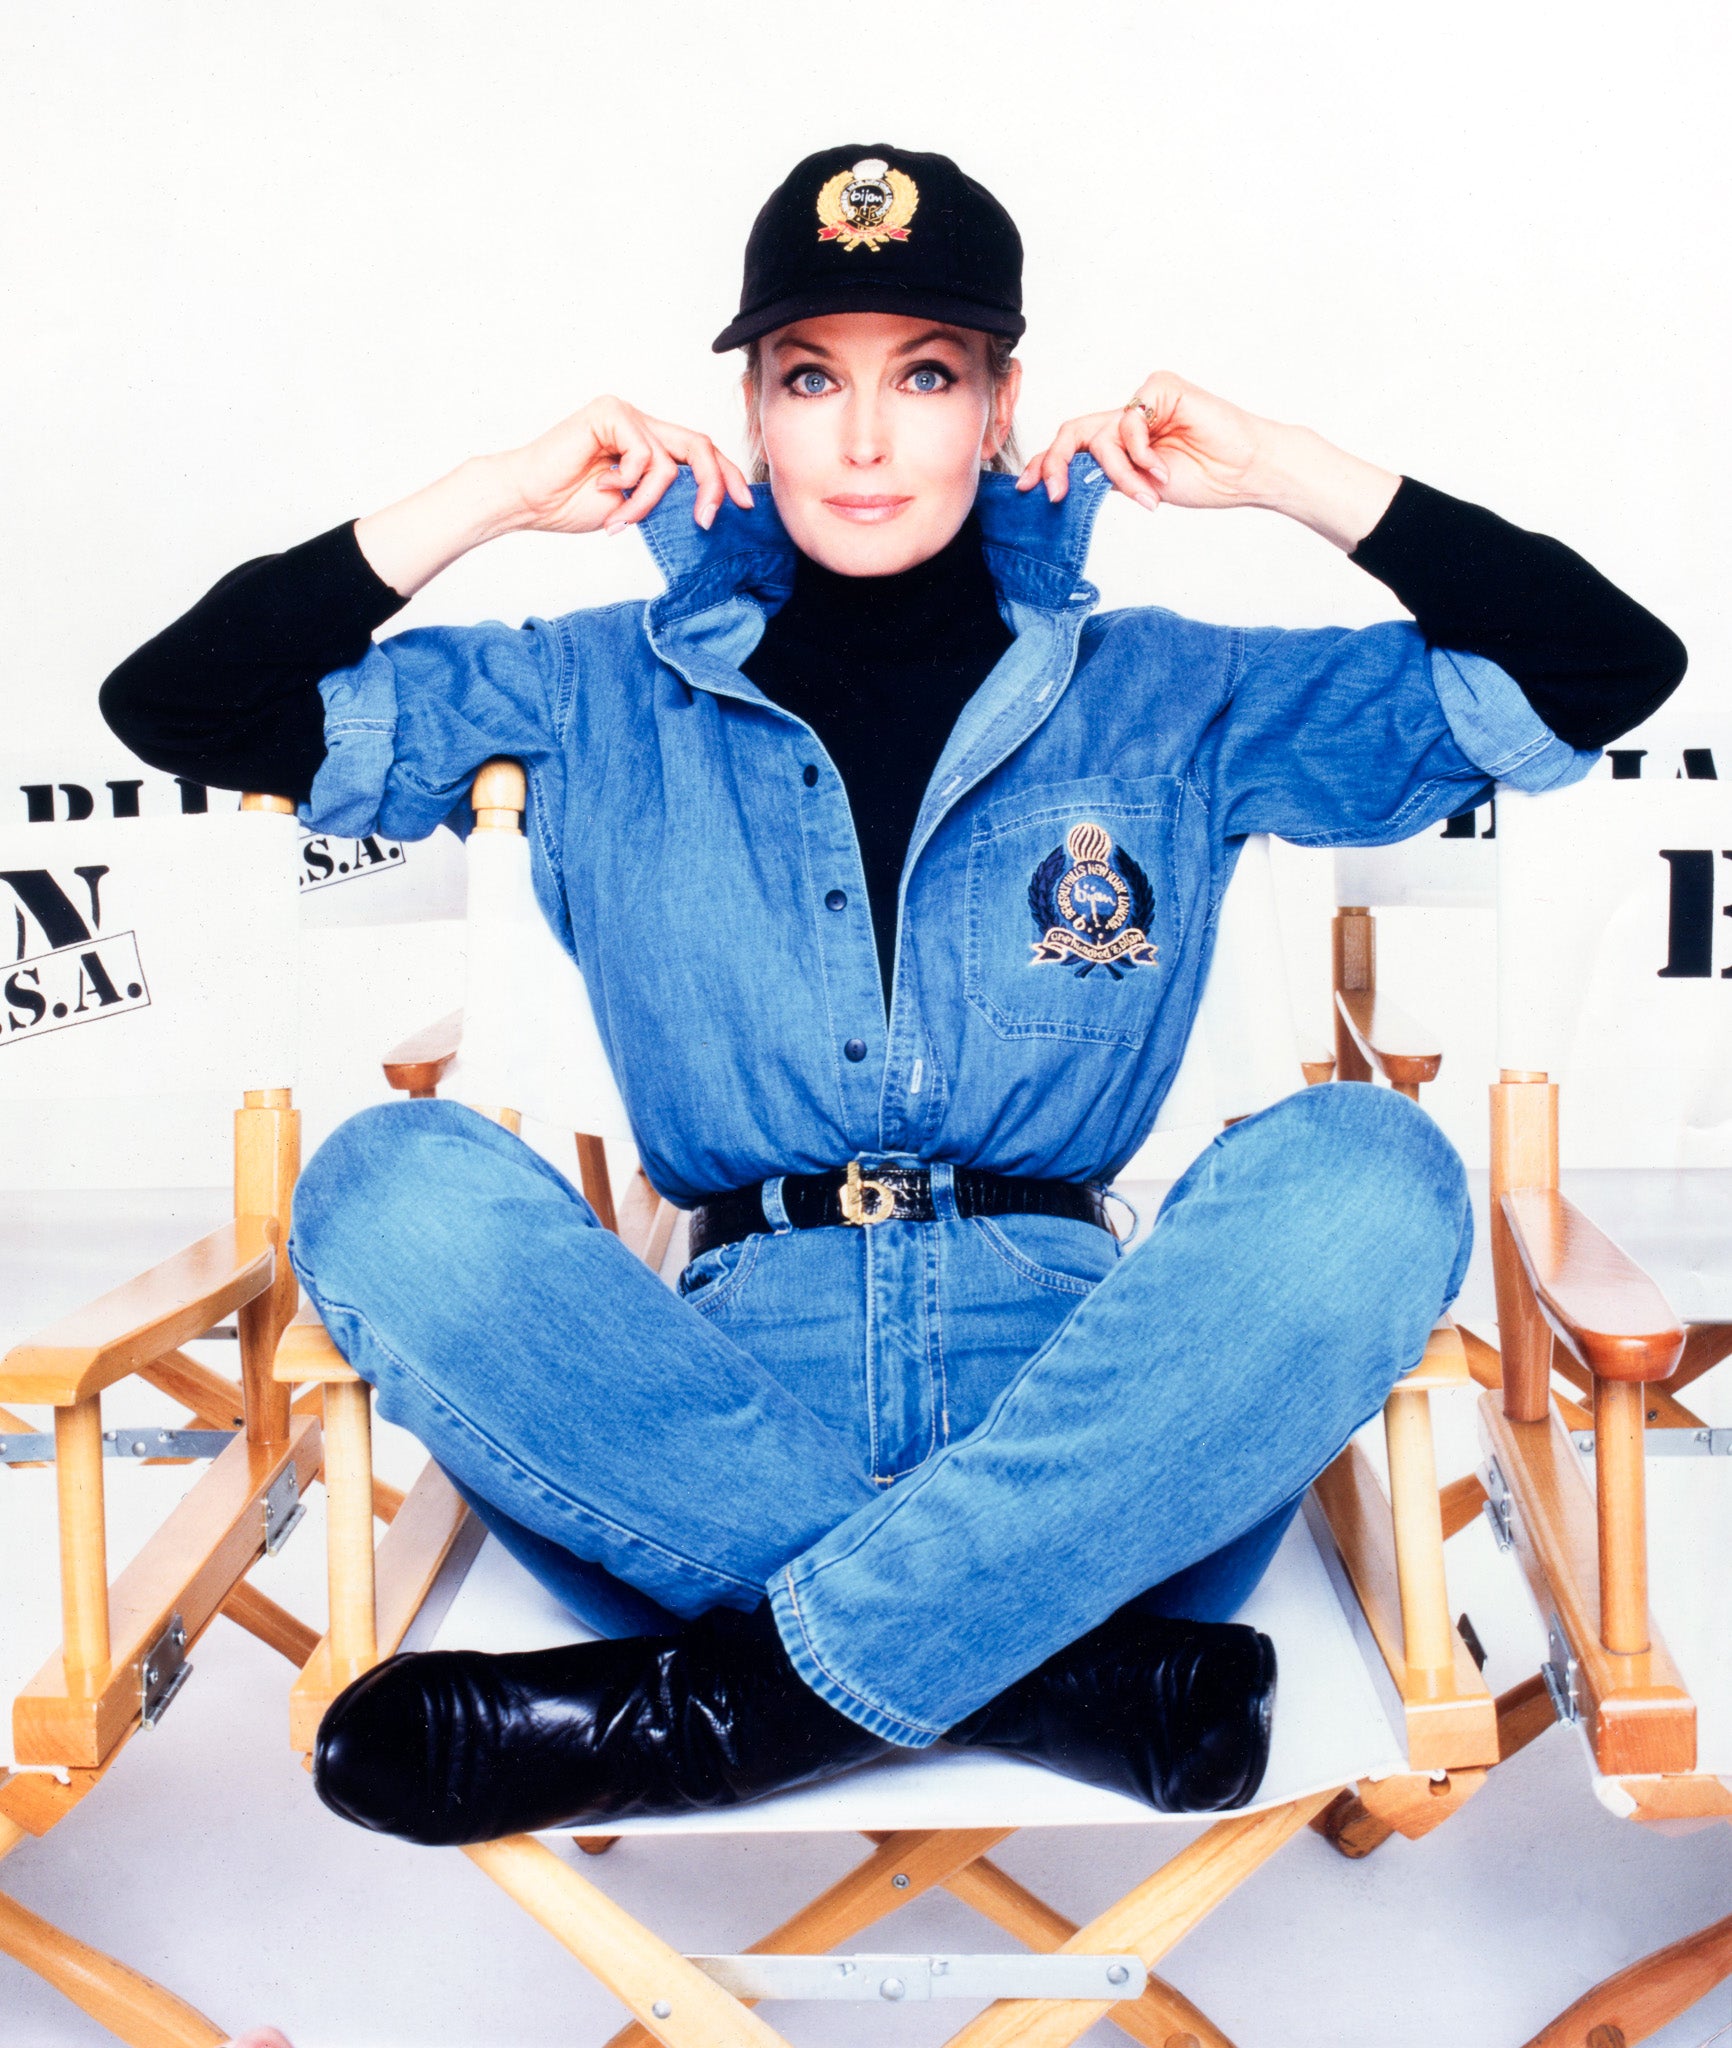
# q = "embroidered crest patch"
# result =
<box><xmin>1027</xmin><ymin>821</ymin><xmax>1159</xmax><ymax>979</ymax></box>
<box><xmin>816</xmin><ymin>158</ymin><xmax>920</xmax><ymax>252</ymax></box>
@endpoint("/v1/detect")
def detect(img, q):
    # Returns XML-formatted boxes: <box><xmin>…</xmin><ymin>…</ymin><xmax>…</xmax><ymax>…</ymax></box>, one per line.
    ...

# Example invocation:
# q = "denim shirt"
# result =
<box><xmin>303</xmin><ymin>456</ymin><xmax>1595</xmax><ymax>1204</ymax></box>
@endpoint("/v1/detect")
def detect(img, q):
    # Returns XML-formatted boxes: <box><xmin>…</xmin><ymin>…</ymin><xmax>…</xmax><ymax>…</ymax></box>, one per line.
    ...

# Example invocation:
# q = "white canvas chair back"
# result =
<box><xmin>0</xmin><ymin>806</ymin><xmax>301</xmax><ymax>1104</ymax></box>
<box><xmin>1497</xmin><ymin>777</ymin><xmax>1732</xmax><ymax>1167</ymax></box>
<box><xmin>294</xmin><ymin>814</ymin><xmax>466</xmax><ymax>931</ymax></box>
<box><xmin>1334</xmin><ymin>795</ymin><xmax>1498</xmax><ymax>911</ymax></box>
<box><xmin>1128</xmin><ymin>835</ymin><xmax>1309</xmax><ymax>1169</ymax></box>
<box><xmin>446</xmin><ymin>819</ymin><xmax>635</xmax><ymax>1142</ymax></box>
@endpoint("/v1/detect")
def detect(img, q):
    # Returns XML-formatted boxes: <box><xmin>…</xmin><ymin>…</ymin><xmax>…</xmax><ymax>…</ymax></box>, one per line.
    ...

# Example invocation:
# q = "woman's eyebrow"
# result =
<box><xmin>888</xmin><ymin>328</ymin><xmax>969</xmax><ymax>358</ymax></box>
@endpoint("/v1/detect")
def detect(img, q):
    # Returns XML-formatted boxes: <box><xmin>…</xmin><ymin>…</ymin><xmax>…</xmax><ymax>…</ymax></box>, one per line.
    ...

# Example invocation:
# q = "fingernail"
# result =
<box><xmin>1135</xmin><ymin>490</ymin><xmax>1159</xmax><ymax>512</ymax></box>
<box><xmin>697</xmin><ymin>507</ymin><xmax>714</xmax><ymax>529</ymax></box>
<box><xmin>605</xmin><ymin>518</ymin><xmax>627</xmax><ymax>535</ymax></box>
<box><xmin>1149</xmin><ymin>459</ymin><xmax>1169</xmax><ymax>483</ymax></box>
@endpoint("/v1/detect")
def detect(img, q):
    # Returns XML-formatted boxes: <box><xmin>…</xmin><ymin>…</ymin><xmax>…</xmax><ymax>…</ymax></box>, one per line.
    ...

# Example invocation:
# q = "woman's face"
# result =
<box><xmin>753</xmin><ymin>312</ymin><xmax>1020</xmax><ymax>575</ymax></box>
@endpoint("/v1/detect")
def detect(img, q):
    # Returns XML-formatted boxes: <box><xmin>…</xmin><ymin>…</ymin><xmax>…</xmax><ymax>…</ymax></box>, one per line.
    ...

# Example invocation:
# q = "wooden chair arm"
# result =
<box><xmin>382</xmin><ymin>1008</ymin><xmax>464</xmax><ymax>1097</ymax></box>
<box><xmin>0</xmin><ymin>1220</ymin><xmax>275</xmax><ymax>1406</ymax></box>
<box><xmin>274</xmin><ymin>1304</ymin><xmax>363</xmax><ymax>1385</ymax></box>
<box><xmin>1333</xmin><ymin>990</ymin><xmax>1443</xmax><ymax>1093</ymax></box>
<box><xmin>1501</xmin><ymin>1188</ymin><xmax>1685</xmax><ymax>1383</ymax></box>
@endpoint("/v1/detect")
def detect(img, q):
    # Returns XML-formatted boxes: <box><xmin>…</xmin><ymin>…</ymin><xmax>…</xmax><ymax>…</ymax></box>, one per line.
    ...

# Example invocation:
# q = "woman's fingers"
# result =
<box><xmin>604</xmin><ymin>439</ymin><xmax>679</xmax><ymax>532</ymax></box>
<box><xmin>1020</xmin><ymin>417</ymin><xmax>1091</xmax><ymax>501</ymax></box>
<box><xmin>655</xmin><ymin>426</ymin><xmax>739</xmax><ymax>529</ymax></box>
<box><xmin>1089</xmin><ymin>426</ymin><xmax>1164</xmax><ymax>513</ymax></box>
<box><xmin>1019</xmin><ymin>409</ymin><xmax>1168</xmax><ymax>508</ymax></box>
<box><xmin>1118</xmin><ymin>405</ymin><xmax>1171</xmax><ymax>487</ymax></box>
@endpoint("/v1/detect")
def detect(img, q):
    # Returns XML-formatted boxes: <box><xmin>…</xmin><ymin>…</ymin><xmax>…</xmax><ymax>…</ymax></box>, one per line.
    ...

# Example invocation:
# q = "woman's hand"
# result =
<box><xmin>1017</xmin><ymin>371</ymin><xmax>1399</xmax><ymax>551</ymax></box>
<box><xmin>502</xmin><ymin>396</ymin><xmax>755</xmax><ymax>537</ymax></box>
<box><xmin>354</xmin><ymin>397</ymin><xmax>754</xmax><ymax>599</ymax></box>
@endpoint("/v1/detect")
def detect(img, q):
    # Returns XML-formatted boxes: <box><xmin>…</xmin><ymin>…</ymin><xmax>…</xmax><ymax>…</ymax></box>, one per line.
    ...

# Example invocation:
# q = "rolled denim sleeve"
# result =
<box><xmin>1212</xmin><ymin>617</ymin><xmax>1597</xmax><ymax>846</ymax></box>
<box><xmin>300</xmin><ymin>615</ymin><xmax>570</xmax><ymax>842</ymax></box>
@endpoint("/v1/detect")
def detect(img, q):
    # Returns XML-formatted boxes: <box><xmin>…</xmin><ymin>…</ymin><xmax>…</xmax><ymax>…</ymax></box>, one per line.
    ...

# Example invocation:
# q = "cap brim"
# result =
<box><xmin>712</xmin><ymin>283</ymin><xmax>1025</xmax><ymax>353</ymax></box>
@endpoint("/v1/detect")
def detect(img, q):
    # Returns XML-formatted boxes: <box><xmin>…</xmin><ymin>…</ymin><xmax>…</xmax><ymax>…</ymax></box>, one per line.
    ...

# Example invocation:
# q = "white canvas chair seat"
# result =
<box><xmin>407</xmin><ymin>1505</ymin><xmax>1411</xmax><ymax>1839</ymax></box>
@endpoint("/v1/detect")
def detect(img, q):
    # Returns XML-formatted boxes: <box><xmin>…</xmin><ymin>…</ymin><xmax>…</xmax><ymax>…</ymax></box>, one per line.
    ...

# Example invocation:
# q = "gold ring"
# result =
<box><xmin>1123</xmin><ymin>401</ymin><xmax>1157</xmax><ymax>430</ymax></box>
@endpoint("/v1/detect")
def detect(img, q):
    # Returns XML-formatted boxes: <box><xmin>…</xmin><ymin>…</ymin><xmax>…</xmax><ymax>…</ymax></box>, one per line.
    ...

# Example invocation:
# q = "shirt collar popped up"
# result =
<box><xmin>633</xmin><ymin>457</ymin><xmax>1118</xmax><ymax>875</ymax></box>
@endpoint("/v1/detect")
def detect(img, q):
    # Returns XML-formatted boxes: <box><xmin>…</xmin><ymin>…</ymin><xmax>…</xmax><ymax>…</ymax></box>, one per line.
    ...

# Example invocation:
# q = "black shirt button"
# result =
<box><xmin>802</xmin><ymin>763</ymin><xmax>819</xmax><ymax>787</ymax></box>
<box><xmin>843</xmin><ymin>1038</ymin><xmax>868</xmax><ymax>1063</ymax></box>
<box><xmin>825</xmin><ymin>888</ymin><xmax>847</xmax><ymax>912</ymax></box>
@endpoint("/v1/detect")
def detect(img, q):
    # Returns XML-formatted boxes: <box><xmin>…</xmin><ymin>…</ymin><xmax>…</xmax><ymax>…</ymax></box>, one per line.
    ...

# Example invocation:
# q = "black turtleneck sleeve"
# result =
<box><xmin>100</xmin><ymin>521</ymin><xmax>407</xmax><ymax>804</ymax></box>
<box><xmin>1349</xmin><ymin>478</ymin><xmax>1686</xmax><ymax>749</ymax></box>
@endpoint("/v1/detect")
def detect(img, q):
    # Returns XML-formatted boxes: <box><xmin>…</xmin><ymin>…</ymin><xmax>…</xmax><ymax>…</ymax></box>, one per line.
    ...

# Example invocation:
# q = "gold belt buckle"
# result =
<box><xmin>840</xmin><ymin>1159</ymin><xmax>897</xmax><ymax>1226</ymax></box>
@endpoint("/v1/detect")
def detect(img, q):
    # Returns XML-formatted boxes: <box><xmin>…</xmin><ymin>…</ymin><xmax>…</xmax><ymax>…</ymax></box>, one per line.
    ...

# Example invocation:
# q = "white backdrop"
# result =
<box><xmin>2</xmin><ymin>0</ymin><xmax>1727</xmax><ymax>1179</ymax></box>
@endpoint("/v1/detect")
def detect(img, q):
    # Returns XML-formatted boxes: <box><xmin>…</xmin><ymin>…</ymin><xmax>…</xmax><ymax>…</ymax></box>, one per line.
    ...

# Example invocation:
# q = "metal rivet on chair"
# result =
<box><xmin>891</xmin><ymin>1872</ymin><xmax>909</xmax><ymax>1888</ymax></box>
<box><xmin>651</xmin><ymin>2000</ymin><xmax>671</xmax><ymax>2019</ymax></box>
<box><xmin>1106</xmin><ymin>1964</ymin><xmax>1130</xmax><ymax>1984</ymax></box>
<box><xmin>880</xmin><ymin>1977</ymin><xmax>906</xmax><ymax>2001</ymax></box>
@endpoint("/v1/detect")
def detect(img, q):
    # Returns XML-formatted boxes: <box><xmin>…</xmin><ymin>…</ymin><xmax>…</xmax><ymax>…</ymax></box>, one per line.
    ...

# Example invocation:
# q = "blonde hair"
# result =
<box><xmin>740</xmin><ymin>331</ymin><xmax>1022</xmax><ymax>486</ymax></box>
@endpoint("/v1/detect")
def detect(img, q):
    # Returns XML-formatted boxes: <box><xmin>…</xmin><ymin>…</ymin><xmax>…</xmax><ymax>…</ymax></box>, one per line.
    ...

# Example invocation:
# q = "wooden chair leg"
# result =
<box><xmin>576</xmin><ymin>1135</ymin><xmax>619</xmax><ymax>1234</ymax></box>
<box><xmin>220</xmin><ymin>1582</ymin><xmax>319</xmax><ymax>1665</ymax></box>
<box><xmin>574</xmin><ymin>1834</ymin><xmax>620</xmax><ymax>1856</ymax></box>
<box><xmin>1440</xmin><ymin>1472</ymin><xmax>1488</xmax><ymax>1539</ymax></box>
<box><xmin>939</xmin><ymin>1850</ymin><xmax>1239</xmax><ymax>2048</ymax></box>
<box><xmin>55</xmin><ymin>1393</ymin><xmax>112</xmax><ymax>1682</ymax></box>
<box><xmin>0</xmin><ymin>1879</ymin><xmax>226</xmax><ymax>2048</ymax></box>
<box><xmin>1308</xmin><ymin>1787</ymin><xmax>1395</xmax><ymax>1861</ymax></box>
<box><xmin>465</xmin><ymin>1833</ymin><xmax>792</xmax><ymax>2048</ymax></box>
<box><xmin>1496</xmin><ymin>1672</ymin><xmax>1558</xmax><ymax>1761</ymax></box>
<box><xmin>323</xmin><ymin>1376</ymin><xmax>378</xmax><ymax>1681</ymax></box>
<box><xmin>1518</xmin><ymin>1909</ymin><xmax>1732</xmax><ymax>2048</ymax></box>
<box><xmin>938</xmin><ymin>1793</ymin><xmax>1333</xmax><ymax>2048</ymax></box>
<box><xmin>603</xmin><ymin>1829</ymin><xmax>1012</xmax><ymax>2048</ymax></box>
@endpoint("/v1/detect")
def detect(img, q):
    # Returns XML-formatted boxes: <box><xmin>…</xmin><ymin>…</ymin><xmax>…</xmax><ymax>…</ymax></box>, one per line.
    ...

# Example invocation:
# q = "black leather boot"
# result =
<box><xmin>312</xmin><ymin>1601</ymin><xmax>890</xmax><ymax>1846</ymax></box>
<box><xmin>946</xmin><ymin>1607</ymin><xmax>1277</xmax><ymax>1812</ymax></box>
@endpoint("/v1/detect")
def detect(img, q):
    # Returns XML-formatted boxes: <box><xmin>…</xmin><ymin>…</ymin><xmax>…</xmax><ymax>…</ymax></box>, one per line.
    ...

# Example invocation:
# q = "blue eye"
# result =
<box><xmin>788</xmin><ymin>367</ymin><xmax>831</xmax><ymax>397</ymax></box>
<box><xmin>907</xmin><ymin>366</ymin><xmax>949</xmax><ymax>393</ymax></box>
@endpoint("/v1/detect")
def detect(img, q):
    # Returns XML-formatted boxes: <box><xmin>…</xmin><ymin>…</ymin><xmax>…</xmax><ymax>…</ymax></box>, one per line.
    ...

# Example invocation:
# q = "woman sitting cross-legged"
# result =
<box><xmin>103</xmin><ymin>144</ymin><xmax>1685</xmax><ymax>1845</ymax></box>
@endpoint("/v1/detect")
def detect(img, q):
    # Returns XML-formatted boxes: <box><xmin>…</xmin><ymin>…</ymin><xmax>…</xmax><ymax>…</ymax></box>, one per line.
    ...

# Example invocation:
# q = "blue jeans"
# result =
<box><xmin>289</xmin><ymin>1083</ymin><xmax>1471</xmax><ymax>1747</ymax></box>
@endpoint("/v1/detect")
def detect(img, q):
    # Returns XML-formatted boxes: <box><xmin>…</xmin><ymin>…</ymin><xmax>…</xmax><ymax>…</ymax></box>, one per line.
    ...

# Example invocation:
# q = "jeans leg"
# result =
<box><xmin>289</xmin><ymin>1100</ymin><xmax>876</xmax><ymax>1622</ymax></box>
<box><xmin>769</xmin><ymin>1084</ymin><xmax>1473</xmax><ymax>1745</ymax></box>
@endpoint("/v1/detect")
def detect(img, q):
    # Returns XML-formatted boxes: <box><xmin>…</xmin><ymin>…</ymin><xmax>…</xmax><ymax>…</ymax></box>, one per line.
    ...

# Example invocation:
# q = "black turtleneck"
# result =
<box><xmin>740</xmin><ymin>511</ymin><xmax>1012</xmax><ymax>999</ymax></box>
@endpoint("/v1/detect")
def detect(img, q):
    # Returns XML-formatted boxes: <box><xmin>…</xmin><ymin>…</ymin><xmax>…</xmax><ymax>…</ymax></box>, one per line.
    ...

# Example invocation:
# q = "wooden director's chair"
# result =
<box><xmin>0</xmin><ymin>796</ymin><xmax>324</xmax><ymax>2044</ymax></box>
<box><xmin>263</xmin><ymin>759</ymin><xmax>1531</xmax><ymax>2048</ymax></box>
<box><xmin>1469</xmin><ymin>776</ymin><xmax>1732</xmax><ymax>2047</ymax></box>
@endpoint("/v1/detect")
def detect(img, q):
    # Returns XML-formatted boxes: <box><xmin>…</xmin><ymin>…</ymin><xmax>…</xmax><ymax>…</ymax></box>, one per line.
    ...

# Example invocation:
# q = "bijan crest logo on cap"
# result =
<box><xmin>816</xmin><ymin>158</ymin><xmax>919</xmax><ymax>252</ymax></box>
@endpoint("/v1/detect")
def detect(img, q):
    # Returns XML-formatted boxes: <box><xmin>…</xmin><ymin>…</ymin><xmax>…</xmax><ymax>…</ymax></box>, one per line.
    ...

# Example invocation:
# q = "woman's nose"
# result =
<box><xmin>839</xmin><ymin>394</ymin><xmax>891</xmax><ymax>466</ymax></box>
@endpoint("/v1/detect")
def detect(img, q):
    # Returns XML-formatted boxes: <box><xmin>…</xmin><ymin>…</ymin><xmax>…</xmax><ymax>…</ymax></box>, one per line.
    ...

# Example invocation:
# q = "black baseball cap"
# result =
<box><xmin>711</xmin><ymin>144</ymin><xmax>1025</xmax><ymax>353</ymax></box>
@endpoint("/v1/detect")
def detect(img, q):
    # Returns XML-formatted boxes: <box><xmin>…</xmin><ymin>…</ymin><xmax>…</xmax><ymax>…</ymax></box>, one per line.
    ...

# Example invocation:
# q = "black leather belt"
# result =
<box><xmin>687</xmin><ymin>1163</ymin><xmax>1112</xmax><ymax>1261</ymax></box>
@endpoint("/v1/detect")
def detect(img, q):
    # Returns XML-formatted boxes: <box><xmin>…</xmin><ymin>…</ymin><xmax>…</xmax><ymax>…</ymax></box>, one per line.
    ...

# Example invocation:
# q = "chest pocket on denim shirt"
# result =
<box><xmin>964</xmin><ymin>776</ymin><xmax>1183</xmax><ymax>1048</ymax></box>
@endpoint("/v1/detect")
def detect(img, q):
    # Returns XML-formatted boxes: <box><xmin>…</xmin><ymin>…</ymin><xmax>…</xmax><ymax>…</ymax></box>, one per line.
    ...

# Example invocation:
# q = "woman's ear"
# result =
<box><xmin>982</xmin><ymin>355</ymin><xmax>1023</xmax><ymax>465</ymax></box>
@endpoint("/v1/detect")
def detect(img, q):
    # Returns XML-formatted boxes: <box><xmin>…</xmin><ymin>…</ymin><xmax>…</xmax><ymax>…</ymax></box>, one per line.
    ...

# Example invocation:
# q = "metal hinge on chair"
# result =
<box><xmin>1571</xmin><ymin>1427</ymin><xmax>1732</xmax><ymax>1458</ymax></box>
<box><xmin>0</xmin><ymin>1426</ymin><xmax>240</xmax><ymax>1464</ymax></box>
<box><xmin>1480</xmin><ymin>1455</ymin><xmax>1516</xmax><ymax>1551</ymax></box>
<box><xmin>263</xmin><ymin>1462</ymin><xmax>306</xmax><ymax>1554</ymax></box>
<box><xmin>140</xmin><ymin>1613</ymin><xmax>191</xmax><ymax>1728</ymax></box>
<box><xmin>686</xmin><ymin>1954</ymin><xmax>1147</xmax><ymax>2003</ymax></box>
<box><xmin>1541</xmin><ymin>1613</ymin><xmax>1581</xmax><ymax>1726</ymax></box>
